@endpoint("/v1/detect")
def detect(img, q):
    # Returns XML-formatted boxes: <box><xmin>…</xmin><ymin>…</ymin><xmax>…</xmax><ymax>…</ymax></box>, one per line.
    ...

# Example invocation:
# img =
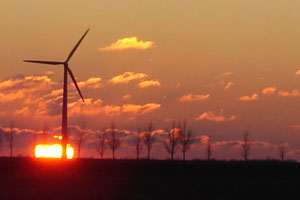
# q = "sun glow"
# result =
<box><xmin>35</xmin><ymin>144</ymin><xmax>74</xmax><ymax>159</ymax></box>
<box><xmin>53</xmin><ymin>135</ymin><xmax>63</xmax><ymax>140</ymax></box>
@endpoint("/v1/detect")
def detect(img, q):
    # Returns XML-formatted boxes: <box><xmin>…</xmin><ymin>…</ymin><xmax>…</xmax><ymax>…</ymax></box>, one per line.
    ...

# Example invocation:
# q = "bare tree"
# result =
<box><xmin>278</xmin><ymin>143</ymin><xmax>288</xmax><ymax>161</ymax></box>
<box><xmin>163</xmin><ymin>122</ymin><xmax>179</xmax><ymax>160</ymax></box>
<box><xmin>42</xmin><ymin>122</ymin><xmax>49</xmax><ymax>143</ymax></box>
<box><xmin>178</xmin><ymin>120</ymin><xmax>193</xmax><ymax>161</ymax></box>
<box><xmin>107</xmin><ymin>122</ymin><xmax>122</xmax><ymax>160</ymax></box>
<box><xmin>134</xmin><ymin>128</ymin><xmax>143</xmax><ymax>160</ymax></box>
<box><xmin>143</xmin><ymin>122</ymin><xmax>155</xmax><ymax>160</ymax></box>
<box><xmin>5</xmin><ymin>123</ymin><xmax>15</xmax><ymax>157</ymax></box>
<box><xmin>76</xmin><ymin>122</ymin><xmax>86</xmax><ymax>158</ymax></box>
<box><xmin>96</xmin><ymin>128</ymin><xmax>107</xmax><ymax>159</ymax></box>
<box><xmin>241</xmin><ymin>131</ymin><xmax>251</xmax><ymax>161</ymax></box>
<box><xmin>206</xmin><ymin>136</ymin><xmax>212</xmax><ymax>160</ymax></box>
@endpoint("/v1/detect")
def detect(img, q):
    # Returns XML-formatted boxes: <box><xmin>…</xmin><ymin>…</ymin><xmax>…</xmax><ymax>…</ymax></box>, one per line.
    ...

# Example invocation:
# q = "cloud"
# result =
<box><xmin>122</xmin><ymin>94</ymin><xmax>131</xmax><ymax>100</ymax></box>
<box><xmin>262</xmin><ymin>87</ymin><xmax>277</xmax><ymax>95</ymax></box>
<box><xmin>50</xmin><ymin>89</ymin><xmax>63</xmax><ymax>97</ymax></box>
<box><xmin>0</xmin><ymin>91</ymin><xmax>24</xmax><ymax>103</ymax></box>
<box><xmin>194</xmin><ymin>135</ymin><xmax>211</xmax><ymax>144</ymax></box>
<box><xmin>36</xmin><ymin>95</ymin><xmax>63</xmax><ymax>116</ymax></box>
<box><xmin>122</xmin><ymin>103</ymin><xmax>161</xmax><ymax>114</ymax></box>
<box><xmin>138</xmin><ymin>80</ymin><xmax>161</xmax><ymax>88</ymax></box>
<box><xmin>100</xmin><ymin>37</ymin><xmax>154</xmax><ymax>51</ymax></box>
<box><xmin>0</xmin><ymin>74</ymin><xmax>163</xmax><ymax>121</ymax></box>
<box><xmin>195</xmin><ymin>111</ymin><xmax>237</xmax><ymax>122</ymax></box>
<box><xmin>224</xmin><ymin>82</ymin><xmax>234</xmax><ymax>91</ymax></box>
<box><xmin>278</xmin><ymin>90</ymin><xmax>300</xmax><ymax>97</ymax></box>
<box><xmin>78</xmin><ymin>77</ymin><xmax>102</xmax><ymax>89</ymax></box>
<box><xmin>213</xmin><ymin>139</ymin><xmax>276</xmax><ymax>150</ymax></box>
<box><xmin>238</xmin><ymin>93</ymin><xmax>259</xmax><ymax>101</ymax></box>
<box><xmin>101</xmin><ymin>105</ymin><xmax>122</xmax><ymax>117</ymax></box>
<box><xmin>68</xmin><ymin>98</ymin><xmax>161</xmax><ymax>117</ymax></box>
<box><xmin>0</xmin><ymin>75</ymin><xmax>53</xmax><ymax>91</ymax></box>
<box><xmin>68</xmin><ymin>98</ymin><xmax>106</xmax><ymax>116</ymax></box>
<box><xmin>14</xmin><ymin>107</ymin><xmax>29</xmax><ymax>116</ymax></box>
<box><xmin>213</xmin><ymin>140</ymin><xmax>242</xmax><ymax>149</ymax></box>
<box><xmin>215</xmin><ymin>72</ymin><xmax>233</xmax><ymax>79</ymax></box>
<box><xmin>295</xmin><ymin>69</ymin><xmax>300</xmax><ymax>76</ymax></box>
<box><xmin>179</xmin><ymin>94</ymin><xmax>210</xmax><ymax>102</ymax></box>
<box><xmin>109</xmin><ymin>72</ymin><xmax>147</xmax><ymax>84</ymax></box>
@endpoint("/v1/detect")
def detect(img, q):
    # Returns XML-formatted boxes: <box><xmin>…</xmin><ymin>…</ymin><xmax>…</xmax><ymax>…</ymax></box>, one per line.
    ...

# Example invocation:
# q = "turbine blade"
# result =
<box><xmin>23</xmin><ymin>60</ymin><xmax>64</xmax><ymax>65</ymax></box>
<box><xmin>66</xmin><ymin>29</ymin><xmax>90</xmax><ymax>62</ymax></box>
<box><xmin>67</xmin><ymin>67</ymin><xmax>84</xmax><ymax>102</ymax></box>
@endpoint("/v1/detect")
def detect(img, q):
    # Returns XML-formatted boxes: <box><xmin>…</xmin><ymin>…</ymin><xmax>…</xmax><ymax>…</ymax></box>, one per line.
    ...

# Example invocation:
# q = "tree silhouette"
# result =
<box><xmin>96</xmin><ymin>128</ymin><xmax>107</xmax><ymax>159</ymax></box>
<box><xmin>134</xmin><ymin>128</ymin><xmax>143</xmax><ymax>160</ymax></box>
<box><xmin>107</xmin><ymin>122</ymin><xmax>122</xmax><ymax>160</ymax></box>
<box><xmin>278</xmin><ymin>143</ymin><xmax>288</xmax><ymax>161</ymax></box>
<box><xmin>143</xmin><ymin>122</ymin><xmax>155</xmax><ymax>160</ymax></box>
<box><xmin>42</xmin><ymin>122</ymin><xmax>49</xmax><ymax>143</ymax></box>
<box><xmin>206</xmin><ymin>136</ymin><xmax>212</xmax><ymax>161</ymax></box>
<box><xmin>76</xmin><ymin>122</ymin><xmax>86</xmax><ymax>158</ymax></box>
<box><xmin>163</xmin><ymin>121</ymin><xmax>179</xmax><ymax>160</ymax></box>
<box><xmin>178</xmin><ymin>120</ymin><xmax>193</xmax><ymax>161</ymax></box>
<box><xmin>5</xmin><ymin>122</ymin><xmax>15</xmax><ymax>157</ymax></box>
<box><xmin>241</xmin><ymin>131</ymin><xmax>251</xmax><ymax>161</ymax></box>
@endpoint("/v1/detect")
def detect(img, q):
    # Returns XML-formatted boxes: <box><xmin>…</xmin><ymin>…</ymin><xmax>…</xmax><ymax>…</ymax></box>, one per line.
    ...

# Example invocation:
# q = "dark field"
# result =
<box><xmin>0</xmin><ymin>158</ymin><xmax>299</xmax><ymax>200</ymax></box>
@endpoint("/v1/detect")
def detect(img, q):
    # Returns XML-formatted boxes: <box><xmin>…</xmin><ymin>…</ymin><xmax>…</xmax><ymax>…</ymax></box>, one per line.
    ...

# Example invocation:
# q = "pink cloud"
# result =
<box><xmin>278</xmin><ymin>90</ymin><xmax>300</xmax><ymax>97</ymax></box>
<box><xmin>67</xmin><ymin>98</ymin><xmax>161</xmax><ymax>117</ymax></box>
<box><xmin>122</xmin><ymin>103</ymin><xmax>161</xmax><ymax>114</ymax></box>
<box><xmin>262</xmin><ymin>87</ymin><xmax>277</xmax><ymax>95</ymax></box>
<box><xmin>0</xmin><ymin>91</ymin><xmax>24</xmax><ymax>103</ymax></box>
<box><xmin>238</xmin><ymin>93</ymin><xmax>259</xmax><ymax>101</ymax></box>
<box><xmin>100</xmin><ymin>37</ymin><xmax>154</xmax><ymax>51</ymax></box>
<box><xmin>14</xmin><ymin>107</ymin><xmax>29</xmax><ymax>116</ymax></box>
<box><xmin>108</xmin><ymin>72</ymin><xmax>147</xmax><ymax>84</ymax></box>
<box><xmin>78</xmin><ymin>77</ymin><xmax>102</xmax><ymax>89</ymax></box>
<box><xmin>138</xmin><ymin>80</ymin><xmax>161</xmax><ymax>88</ymax></box>
<box><xmin>195</xmin><ymin>111</ymin><xmax>237</xmax><ymax>122</ymax></box>
<box><xmin>122</xmin><ymin>94</ymin><xmax>131</xmax><ymax>100</ymax></box>
<box><xmin>179</xmin><ymin>94</ymin><xmax>210</xmax><ymax>102</ymax></box>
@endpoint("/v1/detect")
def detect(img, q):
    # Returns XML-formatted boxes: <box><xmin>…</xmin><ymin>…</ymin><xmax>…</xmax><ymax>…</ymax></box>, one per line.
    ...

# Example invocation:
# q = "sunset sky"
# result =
<box><xmin>1</xmin><ymin>0</ymin><xmax>300</xmax><ymax>160</ymax></box>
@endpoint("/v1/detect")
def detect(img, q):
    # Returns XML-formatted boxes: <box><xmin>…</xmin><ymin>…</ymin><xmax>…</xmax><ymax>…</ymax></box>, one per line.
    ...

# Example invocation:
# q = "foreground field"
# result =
<box><xmin>0</xmin><ymin>158</ymin><xmax>299</xmax><ymax>200</ymax></box>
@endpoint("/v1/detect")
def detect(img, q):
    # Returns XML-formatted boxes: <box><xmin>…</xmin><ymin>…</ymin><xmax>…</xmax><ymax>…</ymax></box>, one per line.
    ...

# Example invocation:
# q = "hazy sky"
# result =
<box><xmin>1</xmin><ymin>0</ymin><xmax>300</xmax><ymax>160</ymax></box>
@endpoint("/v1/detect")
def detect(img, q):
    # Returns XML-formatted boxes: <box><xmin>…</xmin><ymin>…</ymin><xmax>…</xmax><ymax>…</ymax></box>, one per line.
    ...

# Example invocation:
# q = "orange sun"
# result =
<box><xmin>34</xmin><ymin>144</ymin><xmax>74</xmax><ymax>159</ymax></box>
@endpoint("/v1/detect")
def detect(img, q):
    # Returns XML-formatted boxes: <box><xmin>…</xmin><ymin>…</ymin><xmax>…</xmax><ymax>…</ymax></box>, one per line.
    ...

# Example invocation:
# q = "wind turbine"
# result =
<box><xmin>24</xmin><ymin>29</ymin><xmax>89</xmax><ymax>159</ymax></box>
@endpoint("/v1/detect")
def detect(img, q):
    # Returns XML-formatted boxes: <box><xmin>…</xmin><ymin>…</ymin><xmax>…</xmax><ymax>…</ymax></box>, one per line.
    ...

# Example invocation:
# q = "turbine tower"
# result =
<box><xmin>24</xmin><ymin>29</ymin><xmax>89</xmax><ymax>159</ymax></box>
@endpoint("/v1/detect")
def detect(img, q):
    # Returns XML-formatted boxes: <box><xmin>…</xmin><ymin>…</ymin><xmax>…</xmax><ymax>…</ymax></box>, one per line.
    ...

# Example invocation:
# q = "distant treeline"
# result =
<box><xmin>0</xmin><ymin>120</ymin><xmax>291</xmax><ymax>162</ymax></box>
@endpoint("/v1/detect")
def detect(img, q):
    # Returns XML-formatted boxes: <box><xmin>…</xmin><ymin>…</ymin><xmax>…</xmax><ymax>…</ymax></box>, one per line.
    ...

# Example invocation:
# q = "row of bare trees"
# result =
<box><xmin>163</xmin><ymin>121</ymin><xmax>193</xmax><ymax>160</ymax></box>
<box><xmin>95</xmin><ymin>122</ymin><xmax>122</xmax><ymax>160</ymax></box>
<box><xmin>240</xmin><ymin>131</ymin><xmax>288</xmax><ymax>161</ymax></box>
<box><xmin>92</xmin><ymin>126</ymin><xmax>289</xmax><ymax>161</ymax></box>
<box><xmin>0</xmin><ymin>121</ymin><xmax>290</xmax><ymax>161</ymax></box>
<box><xmin>93</xmin><ymin>121</ymin><xmax>194</xmax><ymax>160</ymax></box>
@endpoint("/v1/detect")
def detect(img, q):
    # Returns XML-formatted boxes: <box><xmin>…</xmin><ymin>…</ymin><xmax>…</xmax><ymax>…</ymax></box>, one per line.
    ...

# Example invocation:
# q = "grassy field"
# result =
<box><xmin>0</xmin><ymin>158</ymin><xmax>299</xmax><ymax>200</ymax></box>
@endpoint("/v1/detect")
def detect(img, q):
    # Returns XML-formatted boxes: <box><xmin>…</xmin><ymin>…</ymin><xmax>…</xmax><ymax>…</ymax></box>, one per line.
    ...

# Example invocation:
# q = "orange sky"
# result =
<box><xmin>1</xmin><ymin>0</ymin><xmax>300</xmax><ymax>160</ymax></box>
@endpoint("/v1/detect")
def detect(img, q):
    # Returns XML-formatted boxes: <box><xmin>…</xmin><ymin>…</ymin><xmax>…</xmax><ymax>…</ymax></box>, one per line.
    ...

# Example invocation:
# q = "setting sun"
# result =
<box><xmin>34</xmin><ymin>144</ymin><xmax>74</xmax><ymax>159</ymax></box>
